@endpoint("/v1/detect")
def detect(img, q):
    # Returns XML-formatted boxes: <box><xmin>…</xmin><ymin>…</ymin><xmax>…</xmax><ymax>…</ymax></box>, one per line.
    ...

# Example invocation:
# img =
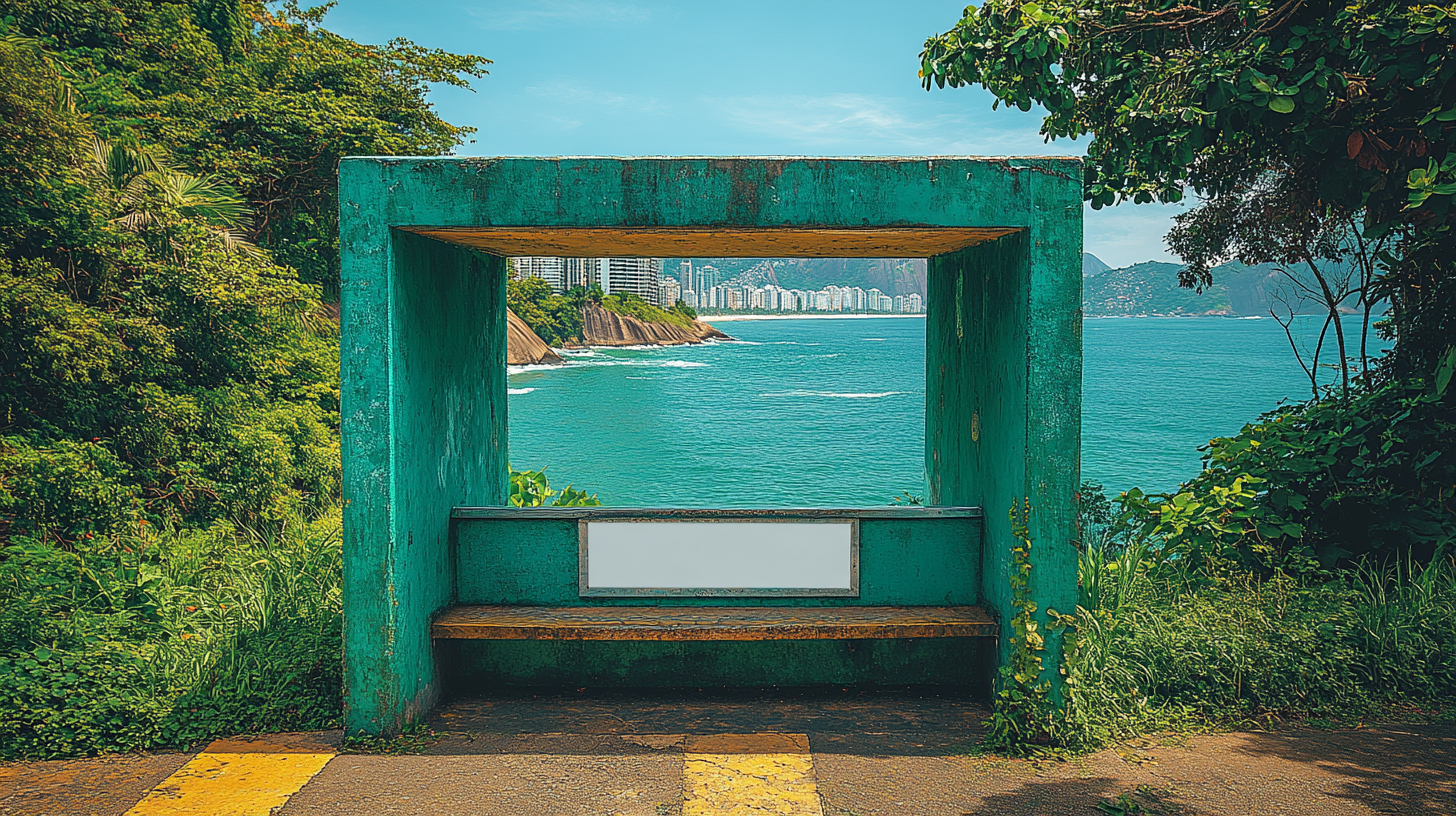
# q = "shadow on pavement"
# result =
<box><xmin>425</xmin><ymin>686</ymin><xmax>989</xmax><ymax>757</ymax></box>
<box><xmin>1224</xmin><ymin>723</ymin><xmax>1456</xmax><ymax>815</ymax></box>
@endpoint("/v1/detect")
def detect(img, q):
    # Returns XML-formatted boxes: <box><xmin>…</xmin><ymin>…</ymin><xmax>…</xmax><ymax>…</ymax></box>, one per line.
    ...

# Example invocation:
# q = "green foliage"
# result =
<box><xmin>1049</xmin><ymin>481</ymin><xmax>1456</xmax><ymax>754</ymax></box>
<box><xmin>921</xmin><ymin>0</ymin><xmax>1453</xmax><ymax>221</ymax></box>
<box><xmin>1062</xmin><ymin>548</ymin><xmax>1456</xmax><ymax>751</ymax></box>
<box><xmin>7</xmin><ymin>0</ymin><xmax>490</xmax><ymax>292</ymax></box>
<box><xmin>1118</xmin><ymin>380</ymin><xmax>1455</xmax><ymax>574</ymax></box>
<box><xmin>0</xmin><ymin>437</ymin><xmax>139</xmax><ymax>542</ymax></box>
<box><xmin>984</xmin><ymin>501</ymin><xmax>1070</xmax><ymax>751</ymax></box>
<box><xmin>0</xmin><ymin>4</ymin><xmax>484</xmax><ymax>758</ymax></box>
<box><xmin>0</xmin><ymin>507</ymin><xmax>343</xmax><ymax>758</ymax></box>
<box><xmin>506</xmin><ymin>275</ymin><xmax>586</xmax><ymax>346</ymax></box>
<box><xmin>601</xmin><ymin>292</ymin><xmax>697</xmax><ymax>331</ymax></box>
<box><xmin>672</xmin><ymin>299</ymin><xmax>699</xmax><ymax>321</ymax></box>
<box><xmin>509</xmin><ymin>468</ymin><xmax>601</xmax><ymax>508</ymax></box>
<box><xmin>0</xmin><ymin>31</ymin><xmax>347</xmax><ymax>537</ymax></box>
<box><xmin>922</xmin><ymin>0</ymin><xmax>1456</xmax><ymax>371</ymax></box>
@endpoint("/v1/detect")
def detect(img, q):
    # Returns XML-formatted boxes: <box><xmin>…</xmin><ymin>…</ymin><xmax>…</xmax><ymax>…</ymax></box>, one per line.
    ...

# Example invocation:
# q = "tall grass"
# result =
<box><xmin>1059</xmin><ymin>545</ymin><xmax>1456</xmax><ymax>750</ymax></box>
<box><xmin>0</xmin><ymin>507</ymin><xmax>344</xmax><ymax>758</ymax></box>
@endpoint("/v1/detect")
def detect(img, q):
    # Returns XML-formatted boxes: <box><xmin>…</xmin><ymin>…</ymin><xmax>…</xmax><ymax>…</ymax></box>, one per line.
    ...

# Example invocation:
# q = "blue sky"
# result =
<box><xmin>325</xmin><ymin>0</ymin><xmax>1184</xmax><ymax>267</ymax></box>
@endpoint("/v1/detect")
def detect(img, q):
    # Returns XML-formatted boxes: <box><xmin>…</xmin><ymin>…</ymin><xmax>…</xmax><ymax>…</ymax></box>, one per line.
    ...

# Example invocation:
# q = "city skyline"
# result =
<box><xmin>513</xmin><ymin>257</ymin><xmax>925</xmax><ymax>314</ymax></box>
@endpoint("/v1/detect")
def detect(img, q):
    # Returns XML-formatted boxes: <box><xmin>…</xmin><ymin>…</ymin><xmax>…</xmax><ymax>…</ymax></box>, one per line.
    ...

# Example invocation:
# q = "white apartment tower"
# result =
<box><xmin>562</xmin><ymin>258</ymin><xmax>602</xmax><ymax>292</ymax></box>
<box><xmin>513</xmin><ymin>257</ymin><xmax>563</xmax><ymax>290</ymax></box>
<box><xmin>603</xmin><ymin>258</ymin><xmax>663</xmax><ymax>304</ymax></box>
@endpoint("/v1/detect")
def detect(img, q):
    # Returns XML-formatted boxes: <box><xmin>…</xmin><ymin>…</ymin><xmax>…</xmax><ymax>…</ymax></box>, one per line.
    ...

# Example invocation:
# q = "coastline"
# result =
<box><xmin>702</xmin><ymin>314</ymin><xmax>926</xmax><ymax>322</ymax></box>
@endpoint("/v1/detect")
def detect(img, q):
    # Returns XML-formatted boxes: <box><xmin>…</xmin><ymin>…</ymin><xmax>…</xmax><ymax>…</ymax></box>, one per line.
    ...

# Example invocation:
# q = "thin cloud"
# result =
<box><xmin>466</xmin><ymin>1</ymin><xmax>651</xmax><ymax>31</ymax></box>
<box><xmin>709</xmin><ymin>93</ymin><xmax>1063</xmax><ymax>155</ymax></box>
<box><xmin>526</xmin><ymin>81</ymin><xmax>665</xmax><ymax>114</ymax></box>
<box><xmin>1084</xmin><ymin>200</ymin><xmax>1188</xmax><ymax>267</ymax></box>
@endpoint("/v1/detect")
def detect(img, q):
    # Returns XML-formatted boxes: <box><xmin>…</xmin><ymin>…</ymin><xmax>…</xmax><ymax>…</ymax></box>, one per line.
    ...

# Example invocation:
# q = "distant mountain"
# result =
<box><xmin>1083</xmin><ymin>259</ymin><xmax>1360</xmax><ymax>317</ymax></box>
<box><xmin>671</xmin><ymin>258</ymin><xmax>927</xmax><ymax>297</ymax></box>
<box><xmin>671</xmin><ymin>253</ymin><xmax>1355</xmax><ymax>317</ymax></box>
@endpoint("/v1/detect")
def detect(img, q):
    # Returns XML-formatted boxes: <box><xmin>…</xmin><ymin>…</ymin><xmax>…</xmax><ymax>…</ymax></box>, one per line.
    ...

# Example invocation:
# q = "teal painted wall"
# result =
<box><xmin>448</xmin><ymin>514</ymin><xmax>985</xmax><ymax>689</ymax></box>
<box><xmin>340</xmin><ymin>222</ymin><xmax>508</xmax><ymax>736</ymax></box>
<box><xmin>454</xmin><ymin>517</ymin><xmax>981</xmax><ymax>607</ymax></box>
<box><xmin>440</xmin><ymin>639</ymin><xmax>989</xmax><ymax>690</ymax></box>
<box><xmin>335</xmin><ymin>156</ymin><xmax>1075</xmax><ymax>231</ymax></box>
<box><xmin>925</xmin><ymin>170</ymin><xmax>1083</xmax><ymax>696</ymax></box>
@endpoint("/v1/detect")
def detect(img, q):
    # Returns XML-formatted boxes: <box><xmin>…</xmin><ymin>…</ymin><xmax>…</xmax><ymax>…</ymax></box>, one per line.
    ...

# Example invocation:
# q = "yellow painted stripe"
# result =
<box><xmin>123</xmin><ymin>737</ymin><xmax>334</xmax><ymax>816</ymax></box>
<box><xmin>682</xmin><ymin>733</ymin><xmax>824</xmax><ymax>816</ymax></box>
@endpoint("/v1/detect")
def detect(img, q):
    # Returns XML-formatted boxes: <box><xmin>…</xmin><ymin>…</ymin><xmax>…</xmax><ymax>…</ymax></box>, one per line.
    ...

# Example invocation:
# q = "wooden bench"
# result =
<box><xmin>432</xmin><ymin>605</ymin><xmax>997</xmax><ymax>641</ymax></box>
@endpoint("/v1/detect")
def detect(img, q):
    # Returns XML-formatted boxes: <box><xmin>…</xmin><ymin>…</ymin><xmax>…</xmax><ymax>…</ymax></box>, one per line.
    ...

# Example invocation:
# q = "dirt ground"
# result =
<box><xmin>3</xmin><ymin>689</ymin><xmax>1452</xmax><ymax>815</ymax></box>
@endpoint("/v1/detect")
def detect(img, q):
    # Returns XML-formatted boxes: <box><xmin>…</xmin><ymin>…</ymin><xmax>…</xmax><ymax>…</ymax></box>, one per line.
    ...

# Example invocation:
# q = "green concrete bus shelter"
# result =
<box><xmin>338</xmin><ymin>156</ymin><xmax>1083</xmax><ymax>737</ymax></box>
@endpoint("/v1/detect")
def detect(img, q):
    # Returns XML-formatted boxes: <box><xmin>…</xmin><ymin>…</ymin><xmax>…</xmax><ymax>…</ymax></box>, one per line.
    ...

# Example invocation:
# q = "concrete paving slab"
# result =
<box><xmin>0</xmin><ymin>754</ymin><xmax>191</xmax><ymax>816</ymax></box>
<box><xmin>813</xmin><ymin>722</ymin><xmax>1456</xmax><ymax>816</ymax></box>
<box><xmin>4</xmin><ymin>691</ymin><xmax>1452</xmax><ymax>816</ymax></box>
<box><xmin>277</xmin><ymin>753</ymin><xmax>683</xmax><ymax>816</ymax></box>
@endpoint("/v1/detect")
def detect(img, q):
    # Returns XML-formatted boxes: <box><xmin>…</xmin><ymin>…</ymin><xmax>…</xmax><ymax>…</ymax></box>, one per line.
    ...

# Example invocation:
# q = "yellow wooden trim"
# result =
<box><xmin>400</xmin><ymin>226</ymin><xmax>1019</xmax><ymax>258</ymax></box>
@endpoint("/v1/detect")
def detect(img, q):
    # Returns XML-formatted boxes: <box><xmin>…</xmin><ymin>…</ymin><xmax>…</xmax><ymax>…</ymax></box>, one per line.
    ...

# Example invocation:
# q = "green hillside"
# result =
<box><xmin>1083</xmin><ymin>260</ymin><xmax>1354</xmax><ymax>317</ymax></box>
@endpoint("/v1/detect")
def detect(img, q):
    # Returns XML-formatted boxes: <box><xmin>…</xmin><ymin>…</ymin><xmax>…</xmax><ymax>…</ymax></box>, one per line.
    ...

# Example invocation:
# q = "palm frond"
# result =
<box><xmin>146</xmin><ymin>171</ymin><xmax>251</xmax><ymax>231</ymax></box>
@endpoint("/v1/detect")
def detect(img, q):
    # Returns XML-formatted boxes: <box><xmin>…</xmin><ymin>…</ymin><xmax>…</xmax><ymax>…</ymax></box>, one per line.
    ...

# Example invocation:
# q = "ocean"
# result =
<box><xmin>507</xmin><ymin>315</ymin><xmax>1382</xmax><ymax>506</ymax></box>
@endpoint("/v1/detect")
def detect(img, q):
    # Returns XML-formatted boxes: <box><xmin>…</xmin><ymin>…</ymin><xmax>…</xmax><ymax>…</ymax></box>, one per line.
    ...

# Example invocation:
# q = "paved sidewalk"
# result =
<box><xmin>2</xmin><ymin>689</ymin><xmax>1453</xmax><ymax>815</ymax></box>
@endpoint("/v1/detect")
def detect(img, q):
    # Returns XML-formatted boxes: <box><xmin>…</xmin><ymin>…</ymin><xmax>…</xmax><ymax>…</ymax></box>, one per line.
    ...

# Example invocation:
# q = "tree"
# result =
<box><xmin>1167</xmin><ymin>171</ymin><xmax>1389</xmax><ymax>396</ymax></box>
<box><xmin>0</xmin><ymin>3</ymin><xmax>488</xmax><ymax>537</ymax></box>
<box><xmin>9</xmin><ymin>0</ymin><xmax>491</xmax><ymax>294</ymax></box>
<box><xmin>921</xmin><ymin>0</ymin><xmax>1456</xmax><ymax>375</ymax></box>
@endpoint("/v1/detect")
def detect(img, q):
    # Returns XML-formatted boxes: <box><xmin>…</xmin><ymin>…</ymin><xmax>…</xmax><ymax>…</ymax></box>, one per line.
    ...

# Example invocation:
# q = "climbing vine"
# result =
<box><xmin>984</xmin><ymin>500</ymin><xmax>1075</xmax><ymax>752</ymax></box>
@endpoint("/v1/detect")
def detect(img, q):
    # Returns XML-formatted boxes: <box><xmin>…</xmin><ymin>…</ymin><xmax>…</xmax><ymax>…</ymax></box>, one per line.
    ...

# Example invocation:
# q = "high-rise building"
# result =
<box><xmin>906</xmin><ymin>293</ymin><xmax>923</xmax><ymax>314</ymax></box>
<box><xmin>679</xmin><ymin>260</ymin><xmax>693</xmax><ymax>294</ymax></box>
<box><xmin>695</xmin><ymin>265</ymin><xmax>720</xmax><ymax>295</ymax></box>
<box><xmin>605</xmin><ymin>258</ymin><xmax>662</xmax><ymax>304</ymax></box>
<box><xmin>893</xmin><ymin>295</ymin><xmax>906</xmax><ymax>314</ymax></box>
<box><xmin>866</xmin><ymin>288</ymin><xmax>884</xmax><ymax>311</ymax></box>
<box><xmin>659</xmin><ymin>277</ymin><xmax>682</xmax><ymax>307</ymax></box>
<box><xmin>513</xmin><ymin>257</ymin><xmax>563</xmax><ymax>291</ymax></box>
<box><xmin>561</xmin><ymin>258</ymin><xmax>602</xmax><ymax>292</ymax></box>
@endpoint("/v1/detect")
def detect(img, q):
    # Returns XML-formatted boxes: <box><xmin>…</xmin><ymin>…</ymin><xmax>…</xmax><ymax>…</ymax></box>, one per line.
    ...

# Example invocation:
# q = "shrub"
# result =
<box><xmin>1052</xmin><ymin>481</ymin><xmax>1456</xmax><ymax>753</ymax></box>
<box><xmin>1118</xmin><ymin>379</ymin><xmax>1455</xmax><ymax>575</ymax></box>
<box><xmin>600</xmin><ymin>292</ymin><xmax>697</xmax><ymax>331</ymax></box>
<box><xmin>0</xmin><ymin>436</ymin><xmax>140</xmax><ymax>542</ymax></box>
<box><xmin>0</xmin><ymin>507</ymin><xmax>343</xmax><ymax>759</ymax></box>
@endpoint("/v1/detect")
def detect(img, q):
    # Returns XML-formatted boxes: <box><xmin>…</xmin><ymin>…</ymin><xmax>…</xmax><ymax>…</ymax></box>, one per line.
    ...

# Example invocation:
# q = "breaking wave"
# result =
<box><xmin>759</xmin><ymin>390</ymin><xmax>904</xmax><ymax>399</ymax></box>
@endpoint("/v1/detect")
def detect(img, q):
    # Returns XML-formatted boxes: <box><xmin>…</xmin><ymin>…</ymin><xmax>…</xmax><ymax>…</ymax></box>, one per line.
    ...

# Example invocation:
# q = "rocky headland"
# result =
<box><xmin>506</xmin><ymin>309</ymin><xmax>564</xmax><ymax>365</ymax></box>
<box><xmin>505</xmin><ymin>304</ymin><xmax>730</xmax><ymax>365</ymax></box>
<box><xmin>577</xmin><ymin>302</ymin><xmax>731</xmax><ymax>347</ymax></box>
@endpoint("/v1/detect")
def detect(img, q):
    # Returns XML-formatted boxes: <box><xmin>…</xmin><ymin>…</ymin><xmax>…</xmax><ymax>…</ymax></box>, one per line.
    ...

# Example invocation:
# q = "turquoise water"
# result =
<box><xmin>508</xmin><ymin>315</ymin><xmax>1379</xmax><ymax>506</ymax></box>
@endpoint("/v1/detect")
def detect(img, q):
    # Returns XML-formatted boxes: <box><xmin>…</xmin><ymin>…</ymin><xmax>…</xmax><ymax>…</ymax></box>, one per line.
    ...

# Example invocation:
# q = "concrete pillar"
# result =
<box><xmin>339</xmin><ymin>217</ymin><xmax>508</xmax><ymax>736</ymax></box>
<box><xmin>926</xmin><ymin>169</ymin><xmax>1082</xmax><ymax>696</ymax></box>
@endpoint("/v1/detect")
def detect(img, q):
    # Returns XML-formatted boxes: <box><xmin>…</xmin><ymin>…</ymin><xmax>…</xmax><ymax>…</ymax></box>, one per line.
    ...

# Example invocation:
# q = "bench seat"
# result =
<box><xmin>432</xmin><ymin>605</ymin><xmax>996</xmax><ymax>641</ymax></box>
